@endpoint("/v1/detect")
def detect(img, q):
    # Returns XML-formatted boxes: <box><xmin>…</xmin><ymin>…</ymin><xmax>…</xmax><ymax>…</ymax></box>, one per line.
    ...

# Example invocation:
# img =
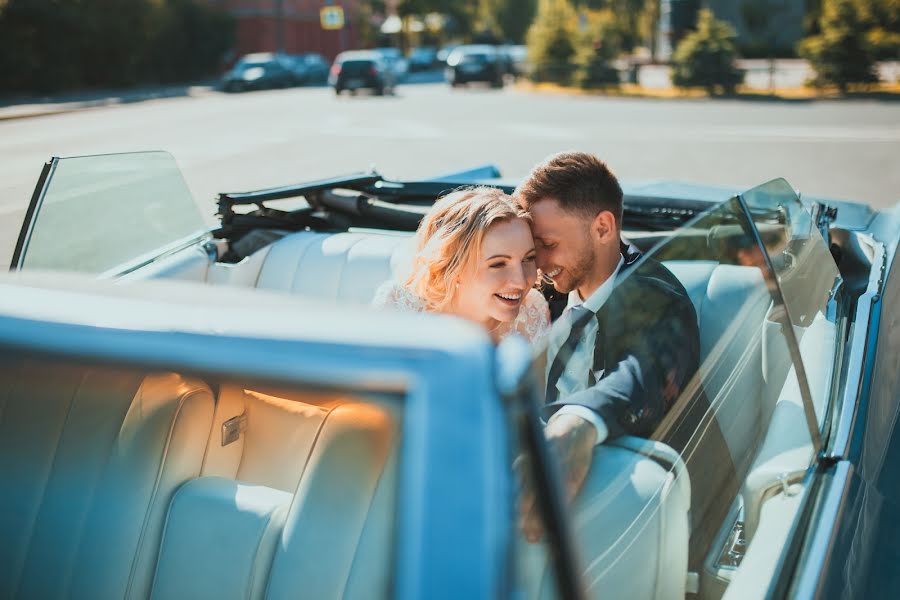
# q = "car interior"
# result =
<box><xmin>0</xmin><ymin>358</ymin><xmax>402</xmax><ymax>600</ymax></box>
<box><xmin>4</xmin><ymin>155</ymin><xmax>873</xmax><ymax>599</ymax></box>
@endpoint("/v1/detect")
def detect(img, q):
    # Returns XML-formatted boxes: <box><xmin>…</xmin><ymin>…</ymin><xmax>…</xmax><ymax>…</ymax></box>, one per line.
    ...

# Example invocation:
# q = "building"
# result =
<box><xmin>209</xmin><ymin>1</ymin><xmax>362</xmax><ymax>60</ymax></box>
<box><xmin>657</xmin><ymin>0</ymin><xmax>805</xmax><ymax>59</ymax></box>
<box><xmin>706</xmin><ymin>0</ymin><xmax>805</xmax><ymax>52</ymax></box>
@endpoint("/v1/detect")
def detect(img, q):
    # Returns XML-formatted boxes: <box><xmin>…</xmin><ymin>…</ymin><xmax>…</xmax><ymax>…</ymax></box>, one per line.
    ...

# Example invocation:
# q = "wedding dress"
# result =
<box><xmin>372</xmin><ymin>280</ymin><xmax>551</xmax><ymax>345</ymax></box>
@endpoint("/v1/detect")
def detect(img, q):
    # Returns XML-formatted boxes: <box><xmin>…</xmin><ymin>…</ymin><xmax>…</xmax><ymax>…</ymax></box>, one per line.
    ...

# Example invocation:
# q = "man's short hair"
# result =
<box><xmin>515</xmin><ymin>151</ymin><xmax>624</xmax><ymax>227</ymax></box>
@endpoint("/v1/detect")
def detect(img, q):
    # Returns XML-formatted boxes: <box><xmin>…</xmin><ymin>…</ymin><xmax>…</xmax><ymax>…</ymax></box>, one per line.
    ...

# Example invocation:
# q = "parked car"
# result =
<box><xmin>222</xmin><ymin>53</ymin><xmax>296</xmax><ymax>92</ymax></box>
<box><xmin>5</xmin><ymin>151</ymin><xmax>900</xmax><ymax>598</ymax></box>
<box><xmin>373</xmin><ymin>47</ymin><xmax>409</xmax><ymax>81</ymax></box>
<box><xmin>329</xmin><ymin>51</ymin><xmax>395</xmax><ymax>96</ymax></box>
<box><xmin>286</xmin><ymin>52</ymin><xmax>330</xmax><ymax>85</ymax></box>
<box><xmin>500</xmin><ymin>44</ymin><xmax>528</xmax><ymax>79</ymax></box>
<box><xmin>437</xmin><ymin>43</ymin><xmax>460</xmax><ymax>65</ymax></box>
<box><xmin>408</xmin><ymin>46</ymin><xmax>439</xmax><ymax>72</ymax></box>
<box><xmin>446</xmin><ymin>45</ymin><xmax>505</xmax><ymax>88</ymax></box>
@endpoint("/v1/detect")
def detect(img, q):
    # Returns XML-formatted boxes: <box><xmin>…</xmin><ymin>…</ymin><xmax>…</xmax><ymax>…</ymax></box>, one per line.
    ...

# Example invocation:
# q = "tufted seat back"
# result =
<box><xmin>0</xmin><ymin>361</ymin><xmax>214</xmax><ymax>600</ymax></box>
<box><xmin>240</xmin><ymin>232</ymin><xmax>773</xmax><ymax>471</ymax></box>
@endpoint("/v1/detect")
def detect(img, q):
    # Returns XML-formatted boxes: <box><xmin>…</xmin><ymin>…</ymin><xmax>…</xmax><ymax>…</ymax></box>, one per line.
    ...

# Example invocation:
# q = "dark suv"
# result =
<box><xmin>330</xmin><ymin>51</ymin><xmax>395</xmax><ymax>96</ymax></box>
<box><xmin>445</xmin><ymin>45</ymin><xmax>504</xmax><ymax>88</ymax></box>
<box><xmin>222</xmin><ymin>53</ymin><xmax>296</xmax><ymax>92</ymax></box>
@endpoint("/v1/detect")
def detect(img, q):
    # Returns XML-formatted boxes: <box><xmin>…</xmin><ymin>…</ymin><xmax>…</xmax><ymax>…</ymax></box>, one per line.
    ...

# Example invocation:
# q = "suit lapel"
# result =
<box><xmin>590</xmin><ymin>243</ymin><xmax>643</xmax><ymax>384</ymax></box>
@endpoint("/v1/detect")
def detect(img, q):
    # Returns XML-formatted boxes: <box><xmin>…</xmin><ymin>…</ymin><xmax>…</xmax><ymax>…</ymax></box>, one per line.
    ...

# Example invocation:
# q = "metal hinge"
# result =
<box><xmin>221</xmin><ymin>413</ymin><xmax>247</xmax><ymax>447</ymax></box>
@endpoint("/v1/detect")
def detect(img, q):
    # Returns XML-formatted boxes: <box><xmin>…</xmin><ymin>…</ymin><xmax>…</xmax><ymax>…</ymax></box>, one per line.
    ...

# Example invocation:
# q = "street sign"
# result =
<box><xmin>320</xmin><ymin>6</ymin><xmax>344</xmax><ymax>30</ymax></box>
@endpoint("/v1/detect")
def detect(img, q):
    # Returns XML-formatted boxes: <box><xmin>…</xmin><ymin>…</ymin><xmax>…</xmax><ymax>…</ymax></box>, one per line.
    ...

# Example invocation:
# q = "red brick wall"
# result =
<box><xmin>211</xmin><ymin>0</ymin><xmax>360</xmax><ymax>60</ymax></box>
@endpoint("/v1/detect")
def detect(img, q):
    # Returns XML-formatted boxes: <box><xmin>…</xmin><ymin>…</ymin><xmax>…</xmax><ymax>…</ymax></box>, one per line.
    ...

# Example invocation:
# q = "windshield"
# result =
<box><xmin>511</xmin><ymin>192</ymin><xmax>832</xmax><ymax>598</ymax></box>
<box><xmin>741</xmin><ymin>179</ymin><xmax>842</xmax><ymax>438</ymax></box>
<box><xmin>236</xmin><ymin>61</ymin><xmax>268</xmax><ymax>70</ymax></box>
<box><xmin>15</xmin><ymin>151</ymin><xmax>208</xmax><ymax>275</ymax></box>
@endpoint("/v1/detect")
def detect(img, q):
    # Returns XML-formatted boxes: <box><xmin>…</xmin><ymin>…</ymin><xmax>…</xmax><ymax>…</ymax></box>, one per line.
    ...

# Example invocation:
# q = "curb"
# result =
<box><xmin>514</xmin><ymin>81</ymin><xmax>900</xmax><ymax>101</ymax></box>
<box><xmin>0</xmin><ymin>86</ymin><xmax>218</xmax><ymax>122</ymax></box>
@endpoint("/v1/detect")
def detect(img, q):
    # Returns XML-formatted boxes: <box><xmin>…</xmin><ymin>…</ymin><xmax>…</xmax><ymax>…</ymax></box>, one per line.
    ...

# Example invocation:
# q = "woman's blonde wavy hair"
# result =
<box><xmin>405</xmin><ymin>186</ymin><xmax>530</xmax><ymax>312</ymax></box>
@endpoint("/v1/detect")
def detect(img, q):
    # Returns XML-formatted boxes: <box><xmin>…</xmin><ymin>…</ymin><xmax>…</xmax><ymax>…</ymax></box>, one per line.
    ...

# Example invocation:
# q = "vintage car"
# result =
<box><xmin>1</xmin><ymin>151</ymin><xmax>898</xmax><ymax>599</ymax></box>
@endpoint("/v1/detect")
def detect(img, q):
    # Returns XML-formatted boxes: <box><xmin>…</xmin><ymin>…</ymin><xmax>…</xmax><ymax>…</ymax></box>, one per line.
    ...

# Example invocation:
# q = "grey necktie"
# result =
<box><xmin>545</xmin><ymin>305</ymin><xmax>595</xmax><ymax>404</ymax></box>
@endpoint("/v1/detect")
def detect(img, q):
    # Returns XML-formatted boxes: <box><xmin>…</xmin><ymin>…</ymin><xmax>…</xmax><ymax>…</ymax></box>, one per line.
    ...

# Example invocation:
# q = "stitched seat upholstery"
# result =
<box><xmin>0</xmin><ymin>361</ymin><xmax>214</xmax><ymax>600</ymax></box>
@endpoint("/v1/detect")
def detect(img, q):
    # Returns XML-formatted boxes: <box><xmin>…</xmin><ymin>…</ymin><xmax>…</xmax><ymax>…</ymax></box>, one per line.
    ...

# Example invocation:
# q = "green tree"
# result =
<box><xmin>671</xmin><ymin>9</ymin><xmax>744</xmax><ymax>94</ymax></box>
<box><xmin>799</xmin><ymin>0</ymin><xmax>879</xmax><ymax>91</ymax></box>
<box><xmin>0</xmin><ymin>0</ymin><xmax>233</xmax><ymax>94</ymax></box>
<box><xmin>858</xmin><ymin>0</ymin><xmax>900</xmax><ymax>60</ymax></box>
<box><xmin>527</xmin><ymin>0</ymin><xmax>579</xmax><ymax>83</ymax></box>
<box><xmin>495</xmin><ymin>0</ymin><xmax>538</xmax><ymax>43</ymax></box>
<box><xmin>573</xmin><ymin>9</ymin><xmax>622</xmax><ymax>88</ymax></box>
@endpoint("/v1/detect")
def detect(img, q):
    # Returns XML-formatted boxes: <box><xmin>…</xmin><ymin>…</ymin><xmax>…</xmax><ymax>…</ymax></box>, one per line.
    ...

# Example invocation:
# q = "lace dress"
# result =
<box><xmin>372</xmin><ymin>281</ymin><xmax>551</xmax><ymax>345</ymax></box>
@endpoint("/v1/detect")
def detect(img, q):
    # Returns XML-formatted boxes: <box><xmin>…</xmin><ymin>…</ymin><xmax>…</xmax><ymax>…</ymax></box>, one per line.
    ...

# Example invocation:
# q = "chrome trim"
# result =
<box><xmin>828</xmin><ymin>242</ymin><xmax>887</xmax><ymax>458</ymax></box>
<box><xmin>13</xmin><ymin>158</ymin><xmax>58</xmax><ymax>270</ymax></box>
<box><xmin>99</xmin><ymin>229</ymin><xmax>213</xmax><ymax>279</ymax></box>
<box><xmin>784</xmin><ymin>461</ymin><xmax>853</xmax><ymax>599</ymax></box>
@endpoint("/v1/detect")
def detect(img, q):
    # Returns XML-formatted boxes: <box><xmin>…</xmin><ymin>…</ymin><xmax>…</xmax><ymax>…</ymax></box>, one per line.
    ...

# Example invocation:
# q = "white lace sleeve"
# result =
<box><xmin>510</xmin><ymin>289</ymin><xmax>551</xmax><ymax>345</ymax></box>
<box><xmin>372</xmin><ymin>280</ymin><xmax>426</xmax><ymax>313</ymax></box>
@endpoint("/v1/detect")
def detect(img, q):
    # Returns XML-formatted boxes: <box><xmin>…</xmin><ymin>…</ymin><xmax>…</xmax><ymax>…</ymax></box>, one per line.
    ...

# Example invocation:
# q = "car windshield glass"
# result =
<box><xmin>740</xmin><ymin>178</ymin><xmax>842</xmax><ymax>436</ymax></box>
<box><xmin>341</xmin><ymin>61</ymin><xmax>373</xmax><ymax>74</ymax></box>
<box><xmin>17</xmin><ymin>151</ymin><xmax>207</xmax><ymax>275</ymax></box>
<box><xmin>516</xmin><ymin>196</ymin><xmax>818</xmax><ymax>597</ymax></box>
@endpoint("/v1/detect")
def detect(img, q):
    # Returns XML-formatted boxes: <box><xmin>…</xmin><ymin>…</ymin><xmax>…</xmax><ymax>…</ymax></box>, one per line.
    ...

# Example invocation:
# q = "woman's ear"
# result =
<box><xmin>591</xmin><ymin>210</ymin><xmax>617</xmax><ymax>244</ymax></box>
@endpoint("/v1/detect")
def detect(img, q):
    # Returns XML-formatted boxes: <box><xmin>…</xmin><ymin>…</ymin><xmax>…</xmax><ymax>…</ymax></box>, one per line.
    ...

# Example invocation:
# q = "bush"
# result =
<box><xmin>799</xmin><ymin>0</ymin><xmax>879</xmax><ymax>91</ymax></box>
<box><xmin>573</xmin><ymin>9</ymin><xmax>622</xmax><ymax>89</ymax></box>
<box><xmin>526</xmin><ymin>0</ymin><xmax>579</xmax><ymax>84</ymax></box>
<box><xmin>671</xmin><ymin>9</ymin><xmax>744</xmax><ymax>95</ymax></box>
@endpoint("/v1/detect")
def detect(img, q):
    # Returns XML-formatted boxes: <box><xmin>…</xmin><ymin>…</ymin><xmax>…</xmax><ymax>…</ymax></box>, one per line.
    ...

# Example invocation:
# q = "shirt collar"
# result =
<box><xmin>567</xmin><ymin>255</ymin><xmax>625</xmax><ymax>314</ymax></box>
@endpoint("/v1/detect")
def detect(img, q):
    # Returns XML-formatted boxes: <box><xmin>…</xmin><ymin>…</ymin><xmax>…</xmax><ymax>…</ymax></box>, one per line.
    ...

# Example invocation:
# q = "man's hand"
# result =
<box><xmin>519</xmin><ymin>413</ymin><xmax>597</xmax><ymax>543</ymax></box>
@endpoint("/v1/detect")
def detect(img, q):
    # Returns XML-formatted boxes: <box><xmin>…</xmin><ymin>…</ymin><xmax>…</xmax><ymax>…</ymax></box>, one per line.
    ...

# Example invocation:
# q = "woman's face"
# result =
<box><xmin>453</xmin><ymin>217</ymin><xmax>538</xmax><ymax>327</ymax></box>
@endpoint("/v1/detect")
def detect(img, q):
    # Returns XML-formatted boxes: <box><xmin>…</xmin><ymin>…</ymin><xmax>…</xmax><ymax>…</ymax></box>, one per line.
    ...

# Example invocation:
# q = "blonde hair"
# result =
<box><xmin>406</xmin><ymin>186</ymin><xmax>529</xmax><ymax>312</ymax></box>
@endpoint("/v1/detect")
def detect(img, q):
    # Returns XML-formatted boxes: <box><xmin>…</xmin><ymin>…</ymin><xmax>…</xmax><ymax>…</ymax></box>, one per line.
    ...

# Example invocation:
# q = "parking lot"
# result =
<box><xmin>1</xmin><ymin>80</ymin><xmax>898</xmax><ymax>265</ymax></box>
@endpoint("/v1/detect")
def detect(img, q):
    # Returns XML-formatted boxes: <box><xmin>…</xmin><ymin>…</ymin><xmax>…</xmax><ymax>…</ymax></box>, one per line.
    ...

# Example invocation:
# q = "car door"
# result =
<box><xmin>11</xmin><ymin>151</ymin><xmax>211</xmax><ymax>277</ymax></box>
<box><xmin>0</xmin><ymin>271</ymin><xmax>531</xmax><ymax>598</ymax></box>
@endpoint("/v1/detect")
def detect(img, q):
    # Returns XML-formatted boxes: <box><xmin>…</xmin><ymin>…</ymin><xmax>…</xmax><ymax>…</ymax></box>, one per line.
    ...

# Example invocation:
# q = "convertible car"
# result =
<box><xmin>1</xmin><ymin>151</ymin><xmax>898</xmax><ymax>599</ymax></box>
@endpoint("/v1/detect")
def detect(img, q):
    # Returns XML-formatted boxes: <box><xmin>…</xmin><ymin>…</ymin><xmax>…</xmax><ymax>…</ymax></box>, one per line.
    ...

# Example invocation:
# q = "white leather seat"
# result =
<box><xmin>238</xmin><ymin>233</ymin><xmax>773</xmax><ymax>474</ymax></box>
<box><xmin>206</xmin><ymin>231</ymin><xmax>774</xmax><ymax>598</ymax></box>
<box><xmin>149</xmin><ymin>399</ymin><xmax>398</xmax><ymax>600</ymax></box>
<box><xmin>151</xmin><ymin>478</ymin><xmax>292</xmax><ymax>600</ymax></box>
<box><xmin>0</xmin><ymin>360</ymin><xmax>214</xmax><ymax>600</ymax></box>
<box><xmin>266</xmin><ymin>401</ymin><xmax>398</xmax><ymax>600</ymax></box>
<box><xmin>520</xmin><ymin>438</ymin><xmax>691</xmax><ymax>600</ymax></box>
<box><xmin>664</xmin><ymin>261</ymin><xmax>772</xmax><ymax>476</ymax></box>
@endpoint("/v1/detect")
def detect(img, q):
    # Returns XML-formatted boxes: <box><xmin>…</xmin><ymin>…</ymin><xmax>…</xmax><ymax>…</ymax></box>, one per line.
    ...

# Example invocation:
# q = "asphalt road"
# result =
<box><xmin>1</xmin><ymin>82</ymin><xmax>898</xmax><ymax>266</ymax></box>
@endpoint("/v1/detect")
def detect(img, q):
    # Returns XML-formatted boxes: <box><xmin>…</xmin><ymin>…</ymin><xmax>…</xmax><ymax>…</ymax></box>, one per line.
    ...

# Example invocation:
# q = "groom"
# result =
<box><xmin>515</xmin><ymin>151</ymin><xmax>736</xmax><ymax>567</ymax></box>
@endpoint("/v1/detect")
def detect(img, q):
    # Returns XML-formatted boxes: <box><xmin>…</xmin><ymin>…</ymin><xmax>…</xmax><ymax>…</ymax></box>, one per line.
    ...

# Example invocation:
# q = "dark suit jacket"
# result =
<box><xmin>544</xmin><ymin>242</ymin><xmax>738</xmax><ymax>569</ymax></box>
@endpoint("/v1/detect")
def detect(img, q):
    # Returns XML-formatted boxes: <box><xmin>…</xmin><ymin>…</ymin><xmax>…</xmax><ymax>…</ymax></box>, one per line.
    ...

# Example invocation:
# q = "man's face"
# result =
<box><xmin>528</xmin><ymin>197</ymin><xmax>596</xmax><ymax>294</ymax></box>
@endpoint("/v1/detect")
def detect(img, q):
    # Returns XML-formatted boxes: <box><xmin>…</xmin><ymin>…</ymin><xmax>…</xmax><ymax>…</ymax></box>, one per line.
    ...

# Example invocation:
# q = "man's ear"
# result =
<box><xmin>591</xmin><ymin>210</ymin><xmax>617</xmax><ymax>243</ymax></box>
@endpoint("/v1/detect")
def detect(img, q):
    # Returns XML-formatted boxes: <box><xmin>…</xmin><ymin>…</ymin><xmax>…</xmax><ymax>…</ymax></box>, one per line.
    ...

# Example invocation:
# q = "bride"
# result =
<box><xmin>373</xmin><ymin>186</ymin><xmax>550</xmax><ymax>345</ymax></box>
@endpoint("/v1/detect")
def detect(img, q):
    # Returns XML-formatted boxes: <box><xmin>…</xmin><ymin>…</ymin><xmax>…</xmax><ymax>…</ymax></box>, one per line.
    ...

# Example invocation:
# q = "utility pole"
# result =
<box><xmin>275</xmin><ymin>0</ymin><xmax>285</xmax><ymax>53</ymax></box>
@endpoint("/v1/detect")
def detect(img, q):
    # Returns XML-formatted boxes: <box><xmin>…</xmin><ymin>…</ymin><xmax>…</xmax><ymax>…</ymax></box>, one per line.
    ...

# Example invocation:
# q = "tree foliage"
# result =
<box><xmin>526</xmin><ymin>0</ymin><xmax>579</xmax><ymax>83</ymax></box>
<box><xmin>799</xmin><ymin>0</ymin><xmax>880</xmax><ymax>91</ymax></box>
<box><xmin>0</xmin><ymin>0</ymin><xmax>234</xmax><ymax>94</ymax></box>
<box><xmin>573</xmin><ymin>9</ymin><xmax>622</xmax><ymax>88</ymax></box>
<box><xmin>671</xmin><ymin>9</ymin><xmax>744</xmax><ymax>94</ymax></box>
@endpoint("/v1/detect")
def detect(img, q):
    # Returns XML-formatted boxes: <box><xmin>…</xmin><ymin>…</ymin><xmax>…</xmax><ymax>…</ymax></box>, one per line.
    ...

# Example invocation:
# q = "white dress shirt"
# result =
<box><xmin>548</xmin><ymin>256</ymin><xmax>625</xmax><ymax>445</ymax></box>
